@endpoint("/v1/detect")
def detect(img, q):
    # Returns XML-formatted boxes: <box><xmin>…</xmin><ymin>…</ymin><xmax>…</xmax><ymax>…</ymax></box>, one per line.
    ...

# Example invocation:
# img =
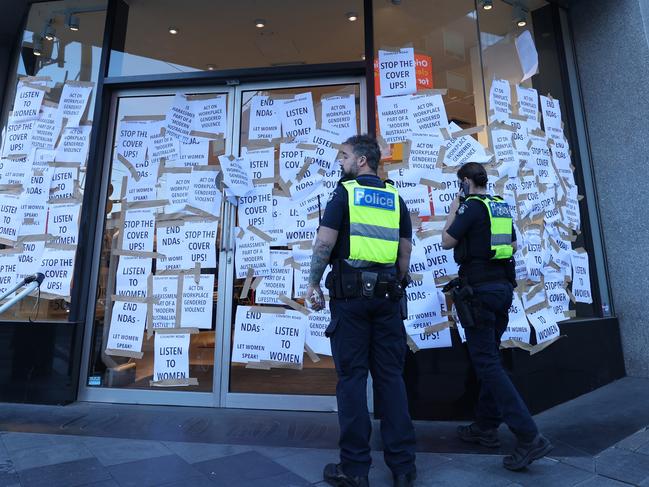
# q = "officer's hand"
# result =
<box><xmin>304</xmin><ymin>284</ymin><xmax>325</xmax><ymax>311</ymax></box>
<box><xmin>449</xmin><ymin>194</ymin><xmax>462</xmax><ymax>214</ymax></box>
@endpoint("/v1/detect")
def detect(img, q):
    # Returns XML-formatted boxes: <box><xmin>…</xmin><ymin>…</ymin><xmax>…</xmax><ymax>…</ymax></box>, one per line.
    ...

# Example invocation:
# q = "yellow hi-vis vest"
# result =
<box><xmin>343</xmin><ymin>180</ymin><xmax>400</xmax><ymax>264</ymax></box>
<box><xmin>466</xmin><ymin>195</ymin><xmax>514</xmax><ymax>260</ymax></box>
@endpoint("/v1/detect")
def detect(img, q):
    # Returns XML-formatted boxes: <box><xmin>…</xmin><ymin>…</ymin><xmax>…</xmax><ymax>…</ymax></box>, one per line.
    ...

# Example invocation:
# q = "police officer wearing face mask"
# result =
<box><xmin>305</xmin><ymin>135</ymin><xmax>417</xmax><ymax>487</ymax></box>
<box><xmin>441</xmin><ymin>162</ymin><xmax>552</xmax><ymax>471</ymax></box>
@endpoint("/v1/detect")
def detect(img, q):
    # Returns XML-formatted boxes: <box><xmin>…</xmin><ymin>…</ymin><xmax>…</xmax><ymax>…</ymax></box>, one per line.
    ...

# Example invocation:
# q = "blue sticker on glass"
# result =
<box><xmin>489</xmin><ymin>201</ymin><xmax>511</xmax><ymax>218</ymax></box>
<box><xmin>353</xmin><ymin>187</ymin><xmax>396</xmax><ymax>211</ymax></box>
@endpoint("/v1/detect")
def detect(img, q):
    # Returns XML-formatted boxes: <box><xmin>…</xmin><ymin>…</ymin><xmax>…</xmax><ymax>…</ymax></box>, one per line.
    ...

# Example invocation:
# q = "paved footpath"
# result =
<box><xmin>1</xmin><ymin>377</ymin><xmax>649</xmax><ymax>486</ymax></box>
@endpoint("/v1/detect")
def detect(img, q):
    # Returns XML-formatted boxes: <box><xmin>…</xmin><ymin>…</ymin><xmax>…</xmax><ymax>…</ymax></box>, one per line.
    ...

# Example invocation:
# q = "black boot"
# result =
<box><xmin>323</xmin><ymin>463</ymin><xmax>369</xmax><ymax>487</ymax></box>
<box><xmin>503</xmin><ymin>434</ymin><xmax>553</xmax><ymax>471</ymax></box>
<box><xmin>393</xmin><ymin>466</ymin><xmax>416</xmax><ymax>487</ymax></box>
<box><xmin>457</xmin><ymin>423</ymin><xmax>501</xmax><ymax>448</ymax></box>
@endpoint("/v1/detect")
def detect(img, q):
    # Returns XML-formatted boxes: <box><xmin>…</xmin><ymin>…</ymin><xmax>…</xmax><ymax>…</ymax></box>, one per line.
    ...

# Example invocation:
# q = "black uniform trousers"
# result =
<box><xmin>464</xmin><ymin>281</ymin><xmax>538</xmax><ymax>440</ymax></box>
<box><xmin>327</xmin><ymin>295</ymin><xmax>416</xmax><ymax>477</ymax></box>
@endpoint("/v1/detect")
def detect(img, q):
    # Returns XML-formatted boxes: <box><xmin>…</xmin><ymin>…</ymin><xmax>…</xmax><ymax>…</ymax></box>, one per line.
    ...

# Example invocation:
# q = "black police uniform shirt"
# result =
<box><xmin>319</xmin><ymin>174</ymin><xmax>412</xmax><ymax>264</ymax></box>
<box><xmin>446</xmin><ymin>194</ymin><xmax>516</xmax><ymax>264</ymax></box>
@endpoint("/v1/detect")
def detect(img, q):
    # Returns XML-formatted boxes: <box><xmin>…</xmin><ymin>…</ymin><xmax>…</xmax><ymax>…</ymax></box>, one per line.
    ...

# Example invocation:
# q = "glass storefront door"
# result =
<box><xmin>79</xmin><ymin>78</ymin><xmax>366</xmax><ymax>410</ymax></box>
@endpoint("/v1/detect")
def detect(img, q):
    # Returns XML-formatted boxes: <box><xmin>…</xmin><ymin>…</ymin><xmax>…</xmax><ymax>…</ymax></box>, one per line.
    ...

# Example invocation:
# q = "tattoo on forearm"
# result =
<box><xmin>308</xmin><ymin>238</ymin><xmax>334</xmax><ymax>286</ymax></box>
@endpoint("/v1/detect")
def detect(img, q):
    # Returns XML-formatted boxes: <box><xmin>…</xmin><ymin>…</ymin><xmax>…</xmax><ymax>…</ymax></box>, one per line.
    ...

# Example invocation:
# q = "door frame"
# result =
<box><xmin>221</xmin><ymin>76</ymin><xmax>368</xmax><ymax>412</ymax></box>
<box><xmin>79</xmin><ymin>76</ymin><xmax>369</xmax><ymax>412</ymax></box>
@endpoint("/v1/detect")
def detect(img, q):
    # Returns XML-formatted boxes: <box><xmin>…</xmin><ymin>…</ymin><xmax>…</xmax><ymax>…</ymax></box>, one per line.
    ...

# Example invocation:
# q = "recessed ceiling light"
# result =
<box><xmin>33</xmin><ymin>36</ymin><xmax>43</xmax><ymax>56</ymax></box>
<box><xmin>44</xmin><ymin>22</ymin><xmax>56</xmax><ymax>41</ymax></box>
<box><xmin>254</xmin><ymin>19</ymin><xmax>266</xmax><ymax>28</ymax></box>
<box><xmin>481</xmin><ymin>0</ymin><xmax>493</xmax><ymax>10</ymax></box>
<box><xmin>346</xmin><ymin>12</ymin><xmax>358</xmax><ymax>21</ymax></box>
<box><xmin>206</xmin><ymin>64</ymin><xmax>216</xmax><ymax>71</ymax></box>
<box><xmin>361</xmin><ymin>53</ymin><xmax>366</xmax><ymax>60</ymax></box>
<box><xmin>168</xmin><ymin>26</ymin><xmax>179</xmax><ymax>35</ymax></box>
<box><xmin>513</xmin><ymin>4</ymin><xmax>527</xmax><ymax>27</ymax></box>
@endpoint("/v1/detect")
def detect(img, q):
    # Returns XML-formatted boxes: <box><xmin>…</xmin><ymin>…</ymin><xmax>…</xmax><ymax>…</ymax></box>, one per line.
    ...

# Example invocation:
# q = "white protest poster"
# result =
<box><xmin>539</xmin><ymin>95</ymin><xmax>563</xmax><ymax>140</ymax></box>
<box><xmin>444</xmin><ymin>122</ymin><xmax>492</xmax><ymax>166</ymax></box>
<box><xmin>0</xmin><ymin>254</ymin><xmax>18</xmax><ymax>298</ymax></box>
<box><xmin>20</xmin><ymin>166</ymin><xmax>54</xmax><ymax>236</ymax></box>
<box><xmin>31</xmin><ymin>102</ymin><xmax>63</xmax><ymax>151</ymax></box>
<box><xmin>248</xmin><ymin>95</ymin><xmax>281</xmax><ymax>141</ymax></box>
<box><xmin>421</xmin><ymin>235</ymin><xmax>458</xmax><ymax>279</ymax></box>
<box><xmin>48</xmin><ymin>203</ymin><xmax>80</xmax><ymax>246</ymax></box>
<box><xmin>427</xmin><ymin>172</ymin><xmax>461</xmax><ymax>216</ymax></box>
<box><xmin>524</xmin><ymin>227</ymin><xmax>543</xmax><ymax>282</ymax></box>
<box><xmin>177</xmin><ymin>138</ymin><xmax>209</xmax><ymax>167</ymax></box>
<box><xmin>502</xmin><ymin>293</ymin><xmax>531</xmax><ymax>343</ymax></box>
<box><xmin>180</xmin><ymin>220</ymin><xmax>218</xmax><ymax>269</ymax></box>
<box><xmin>410</xmin><ymin>327</ymin><xmax>453</xmax><ymax>350</ymax></box>
<box><xmin>288</xmin><ymin>164</ymin><xmax>322</xmax><ymax>202</ymax></box>
<box><xmin>188</xmin><ymin>166</ymin><xmax>222</xmax><ymax>217</ymax></box>
<box><xmin>404</xmin><ymin>133</ymin><xmax>445</xmax><ymax>175</ymax></box>
<box><xmin>115</xmin><ymin>257</ymin><xmax>151</xmax><ymax>298</ymax></box>
<box><xmin>0</xmin><ymin>152</ymin><xmax>33</xmax><ymax>187</ymax></box>
<box><xmin>528</xmin><ymin>137</ymin><xmax>555</xmax><ymax>185</ymax></box>
<box><xmin>15</xmin><ymin>241</ymin><xmax>45</xmax><ymax>283</ymax></box>
<box><xmin>243</xmin><ymin>146</ymin><xmax>275</xmax><ymax>181</ymax></box>
<box><xmin>181</xmin><ymin>274</ymin><xmax>214</xmax><ymax>329</ymax></box>
<box><xmin>571</xmin><ymin>250</ymin><xmax>593</xmax><ymax>304</ymax></box>
<box><xmin>376</xmin><ymin>94</ymin><xmax>412</xmax><ymax>144</ymax></box>
<box><xmin>165</xmin><ymin>94</ymin><xmax>195</xmax><ymax>143</ymax></box>
<box><xmin>12</xmin><ymin>82</ymin><xmax>46</xmax><ymax>123</ymax></box>
<box><xmin>268</xmin><ymin>195</ymin><xmax>289</xmax><ymax>246</ymax></box>
<box><xmin>403</xmin><ymin>274</ymin><xmax>445</xmax><ymax>335</ymax></box>
<box><xmin>57</xmin><ymin>82</ymin><xmax>93</xmax><ymax>127</ymax></box>
<box><xmin>292</xmin><ymin>247</ymin><xmax>330</xmax><ymax>299</ymax></box>
<box><xmin>550</xmin><ymin>135</ymin><xmax>571</xmax><ymax>172</ymax></box>
<box><xmin>238</xmin><ymin>185</ymin><xmax>273</xmax><ymax>230</ymax></box>
<box><xmin>50</xmin><ymin>166</ymin><xmax>79</xmax><ymax>201</ymax></box>
<box><xmin>488</xmin><ymin>79</ymin><xmax>511</xmax><ymax>122</ymax></box>
<box><xmin>114</xmin><ymin>121</ymin><xmax>149</xmax><ymax>168</ymax></box>
<box><xmin>152</xmin><ymin>333</ymin><xmax>191</xmax><ymax>384</ymax></box>
<box><xmin>277</xmin><ymin>142</ymin><xmax>304</xmax><ymax>183</ymax></box>
<box><xmin>235</xmin><ymin>227</ymin><xmax>271</xmax><ymax>278</ymax></box>
<box><xmin>280</xmin><ymin>93</ymin><xmax>316</xmax><ymax>141</ymax></box>
<box><xmin>156</xmin><ymin>224</ymin><xmax>185</xmax><ymax>271</ymax></box>
<box><xmin>125</xmin><ymin>157</ymin><xmax>160</xmax><ymax>202</ymax></box>
<box><xmin>38</xmin><ymin>247</ymin><xmax>75</xmax><ymax>297</ymax></box>
<box><xmin>152</xmin><ymin>275</ymin><xmax>178</xmax><ymax>329</ymax></box>
<box><xmin>0</xmin><ymin>193</ymin><xmax>24</xmax><ymax>243</ymax></box>
<box><xmin>490</xmin><ymin>128</ymin><xmax>517</xmax><ymax>177</ymax></box>
<box><xmin>398</xmin><ymin>183</ymin><xmax>431</xmax><ymax>217</ymax></box>
<box><xmin>148</xmin><ymin>121</ymin><xmax>180</xmax><ymax>163</ymax></box>
<box><xmin>232</xmin><ymin>306</ymin><xmax>270</xmax><ymax>363</ymax></box>
<box><xmin>164</xmin><ymin>171</ymin><xmax>191</xmax><ymax>213</ymax></box>
<box><xmin>321</xmin><ymin>95</ymin><xmax>356</xmax><ymax>140</ymax></box>
<box><xmin>218</xmin><ymin>154</ymin><xmax>253</xmax><ymax>197</ymax></box>
<box><xmin>408</xmin><ymin>93</ymin><xmax>448</xmax><ymax>134</ymax></box>
<box><xmin>2</xmin><ymin>117</ymin><xmax>34</xmax><ymax>157</ymax></box>
<box><xmin>378</xmin><ymin>47</ymin><xmax>416</xmax><ymax>96</ymax></box>
<box><xmin>527</xmin><ymin>307</ymin><xmax>560</xmax><ymax>344</ymax></box>
<box><xmin>284</xmin><ymin>206</ymin><xmax>318</xmax><ymax>245</ymax></box>
<box><xmin>307</xmin><ymin>308</ymin><xmax>332</xmax><ymax>356</ymax></box>
<box><xmin>190</xmin><ymin>95</ymin><xmax>227</xmax><ymax>137</ymax></box>
<box><xmin>543</xmin><ymin>268</ymin><xmax>570</xmax><ymax>319</ymax></box>
<box><xmin>106</xmin><ymin>300</ymin><xmax>147</xmax><ymax>354</ymax></box>
<box><xmin>515</xmin><ymin>85</ymin><xmax>539</xmax><ymax>126</ymax></box>
<box><xmin>515</xmin><ymin>30</ymin><xmax>539</xmax><ymax>82</ymax></box>
<box><xmin>266</xmin><ymin>310</ymin><xmax>307</xmax><ymax>365</ymax></box>
<box><xmin>121</xmin><ymin>208</ymin><xmax>155</xmax><ymax>252</ymax></box>
<box><xmin>255</xmin><ymin>250</ymin><xmax>293</xmax><ymax>305</ymax></box>
<box><xmin>55</xmin><ymin>125</ymin><xmax>92</xmax><ymax>164</ymax></box>
<box><xmin>309</xmin><ymin>128</ymin><xmax>342</xmax><ymax>174</ymax></box>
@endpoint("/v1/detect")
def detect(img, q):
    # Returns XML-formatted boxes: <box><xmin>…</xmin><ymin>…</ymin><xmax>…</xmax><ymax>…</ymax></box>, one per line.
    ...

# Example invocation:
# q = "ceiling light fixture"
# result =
<box><xmin>206</xmin><ymin>64</ymin><xmax>216</xmax><ymax>71</ymax></box>
<box><xmin>44</xmin><ymin>20</ymin><xmax>56</xmax><ymax>41</ymax></box>
<box><xmin>65</xmin><ymin>13</ymin><xmax>80</xmax><ymax>31</ymax></box>
<box><xmin>513</xmin><ymin>3</ymin><xmax>527</xmax><ymax>27</ymax></box>
<box><xmin>168</xmin><ymin>26</ymin><xmax>179</xmax><ymax>35</ymax></box>
<box><xmin>346</xmin><ymin>12</ymin><xmax>358</xmax><ymax>21</ymax></box>
<box><xmin>481</xmin><ymin>0</ymin><xmax>493</xmax><ymax>10</ymax></box>
<box><xmin>32</xmin><ymin>36</ymin><xmax>43</xmax><ymax>56</ymax></box>
<box><xmin>254</xmin><ymin>19</ymin><xmax>266</xmax><ymax>28</ymax></box>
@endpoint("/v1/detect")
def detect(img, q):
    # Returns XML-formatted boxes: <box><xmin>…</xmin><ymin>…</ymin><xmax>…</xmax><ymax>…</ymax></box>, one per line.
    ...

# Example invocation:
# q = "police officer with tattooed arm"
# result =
<box><xmin>305</xmin><ymin>135</ymin><xmax>417</xmax><ymax>487</ymax></box>
<box><xmin>441</xmin><ymin>162</ymin><xmax>552</xmax><ymax>471</ymax></box>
